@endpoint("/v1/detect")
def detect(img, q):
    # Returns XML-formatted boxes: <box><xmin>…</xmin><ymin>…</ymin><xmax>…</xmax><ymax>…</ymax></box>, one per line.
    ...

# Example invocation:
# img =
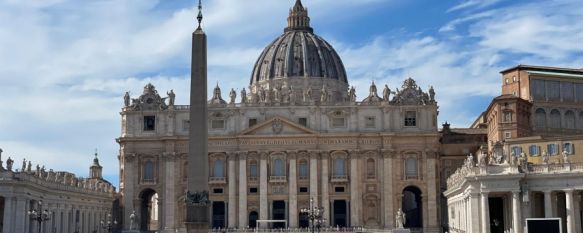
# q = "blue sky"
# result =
<box><xmin>1</xmin><ymin>0</ymin><xmax>583</xmax><ymax>186</ymax></box>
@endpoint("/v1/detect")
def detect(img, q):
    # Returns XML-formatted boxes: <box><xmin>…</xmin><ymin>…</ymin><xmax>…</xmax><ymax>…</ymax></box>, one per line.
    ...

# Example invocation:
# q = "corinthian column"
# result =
<box><xmin>481</xmin><ymin>192</ymin><xmax>490</xmax><ymax>233</ymax></box>
<box><xmin>238</xmin><ymin>152</ymin><xmax>248</xmax><ymax>229</ymax></box>
<box><xmin>309</xmin><ymin>151</ymin><xmax>319</xmax><ymax>207</ymax></box>
<box><xmin>259</xmin><ymin>152</ymin><xmax>268</xmax><ymax>227</ymax></box>
<box><xmin>227</xmin><ymin>152</ymin><xmax>237</xmax><ymax>228</ymax></box>
<box><xmin>565</xmin><ymin>190</ymin><xmax>575</xmax><ymax>233</ymax></box>
<box><xmin>288</xmin><ymin>151</ymin><xmax>298</xmax><ymax>228</ymax></box>
<box><xmin>349</xmin><ymin>150</ymin><xmax>361</xmax><ymax>226</ymax></box>
<box><xmin>512</xmin><ymin>191</ymin><xmax>522</xmax><ymax>233</ymax></box>
<box><xmin>382</xmin><ymin>149</ymin><xmax>394</xmax><ymax>228</ymax></box>
<box><xmin>321</xmin><ymin>151</ymin><xmax>330</xmax><ymax>225</ymax></box>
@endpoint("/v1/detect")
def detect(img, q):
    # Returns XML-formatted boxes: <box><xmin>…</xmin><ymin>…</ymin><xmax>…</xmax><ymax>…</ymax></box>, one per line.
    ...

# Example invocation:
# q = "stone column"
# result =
<box><xmin>2</xmin><ymin>195</ymin><xmax>13</xmax><ymax>233</ymax></box>
<box><xmin>512</xmin><ymin>191</ymin><xmax>522</xmax><ymax>233</ymax></box>
<box><xmin>309</xmin><ymin>151</ymin><xmax>319</xmax><ymax>206</ymax></box>
<box><xmin>288</xmin><ymin>151</ymin><xmax>298</xmax><ymax>228</ymax></box>
<box><xmin>321</xmin><ymin>151</ymin><xmax>330</xmax><ymax>225</ymax></box>
<box><xmin>238</xmin><ymin>152</ymin><xmax>248</xmax><ymax>229</ymax></box>
<box><xmin>259</xmin><ymin>152</ymin><xmax>268</xmax><ymax>227</ymax></box>
<box><xmin>163</xmin><ymin>153</ymin><xmax>177</xmax><ymax>232</ymax></box>
<box><xmin>565</xmin><ymin>190</ymin><xmax>575</xmax><ymax>233</ymax></box>
<box><xmin>544</xmin><ymin>190</ymin><xmax>553</xmax><ymax>218</ymax></box>
<box><xmin>349</xmin><ymin>150</ymin><xmax>360</xmax><ymax>226</ymax></box>
<box><xmin>227</xmin><ymin>152</ymin><xmax>237</xmax><ymax>228</ymax></box>
<box><xmin>481</xmin><ymin>192</ymin><xmax>490</xmax><ymax>233</ymax></box>
<box><xmin>426</xmin><ymin>150</ymin><xmax>438</xmax><ymax>230</ymax></box>
<box><xmin>382</xmin><ymin>149</ymin><xmax>394</xmax><ymax>228</ymax></box>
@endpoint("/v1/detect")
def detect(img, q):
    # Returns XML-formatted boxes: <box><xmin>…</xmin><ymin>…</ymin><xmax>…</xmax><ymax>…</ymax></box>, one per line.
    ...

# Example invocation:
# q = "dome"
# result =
<box><xmin>249</xmin><ymin>0</ymin><xmax>348</xmax><ymax>102</ymax></box>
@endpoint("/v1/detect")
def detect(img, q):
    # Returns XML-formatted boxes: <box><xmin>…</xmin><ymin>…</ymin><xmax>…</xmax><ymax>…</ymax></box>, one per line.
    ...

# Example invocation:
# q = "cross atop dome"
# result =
<box><xmin>286</xmin><ymin>0</ymin><xmax>313</xmax><ymax>32</ymax></box>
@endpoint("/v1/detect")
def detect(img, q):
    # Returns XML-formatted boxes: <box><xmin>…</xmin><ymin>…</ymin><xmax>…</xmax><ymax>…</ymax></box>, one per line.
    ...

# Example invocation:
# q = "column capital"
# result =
<box><xmin>259</xmin><ymin>151</ymin><xmax>269</xmax><ymax>159</ymax></box>
<box><xmin>564</xmin><ymin>189</ymin><xmax>575</xmax><ymax>194</ymax></box>
<box><xmin>381</xmin><ymin>149</ymin><xmax>396</xmax><ymax>158</ymax></box>
<box><xmin>543</xmin><ymin>190</ymin><xmax>554</xmax><ymax>194</ymax></box>
<box><xmin>308</xmin><ymin>150</ymin><xmax>320</xmax><ymax>159</ymax></box>
<box><xmin>320</xmin><ymin>151</ymin><xmax>330</xmax><ymax>159</ymax></box>
<box><xmin>227</xmin><ymin>152</ymin><xmax>238</xmax><ymax>161</ymax></box>
<box><xmin>237</xmin><ymin>151</ymin><xmax>248</xmax><ymax>159</ymax></box>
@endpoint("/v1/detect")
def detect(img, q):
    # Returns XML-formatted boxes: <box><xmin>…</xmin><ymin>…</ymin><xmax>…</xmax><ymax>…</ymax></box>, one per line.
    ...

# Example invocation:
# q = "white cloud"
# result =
<box><xmin>447</xmin><ymin>0</ymin><xmax>503</xmax><ymax>12</ymax></box>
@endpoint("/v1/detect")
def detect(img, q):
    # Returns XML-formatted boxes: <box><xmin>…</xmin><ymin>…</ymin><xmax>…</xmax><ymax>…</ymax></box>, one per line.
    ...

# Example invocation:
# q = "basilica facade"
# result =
<box><xmin>117</xmin><ymin>1</ymin><xmax>444</xmax><ymax>232</ymax></box>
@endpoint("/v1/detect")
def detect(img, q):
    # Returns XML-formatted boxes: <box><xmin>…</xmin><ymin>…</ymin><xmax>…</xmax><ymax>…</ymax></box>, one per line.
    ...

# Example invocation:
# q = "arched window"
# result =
<box><xmin>366</xmin><ymin>158</ymin><xmax>376</xmax><ymax>179</ymax></box>
<box><xmin>405</xmin><ymin>158</ymin><xmax>418</xmax><ymax>179</ymax></box>
<box><xmin>298</xmin><ymin>160</ymin><xmax>308</xmax><ymax>178</ymax></box>
<box><xmin>144</xmin><ymin>161</ymin><xmax>154</xmax><ymax>181</ymax></box>
<box><xmin>213</xmin><ymin>160</ymin><xmax>224</xmax><ymax>177</ymax></box>
<box><xmin>565</xmin><ymin>111</ymin><xmax>575</xmax><ymax>129</ymax></box>
<box><xmin>535</xmin><ymin>108</ymin><xmax>546</xmax><ymax>128</ymax></box>
<box><xmin>550</xmin><ymin>109</ymin><xmax>561</xmax><ymax>128</ymax></box>
<box><xmin>334</xmin><ymin>158</ymin><xmax>346</xmax><ymax>176</ymax></box>
<box><xmin>249</xmin><ymin>160</ymin><xmax>258</xmax><ymax>177</ymax></box>
<box><xmin>273</xmin><ymin>159</ymin><xmax>285</xmax><ymax>176</ymax></box>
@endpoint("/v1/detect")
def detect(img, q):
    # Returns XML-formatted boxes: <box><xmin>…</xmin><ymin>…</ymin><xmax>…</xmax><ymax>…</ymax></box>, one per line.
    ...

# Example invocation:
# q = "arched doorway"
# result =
<box><xmin>212</xmin><ymin>202</ymin><xmax>226</xmax><ymax>228</ymax></box>
<box><xmin>249</xmin><ymin>211</ymin><xmax>258</xmax><ymax>228</ymax></box>
<box><xmin>402</xmin><ymin>186</ymin><xmax>422</xmax><ymax>228</ymax></box>
<box><xmin>0</xmin><ymin>196</ymin><xmax>4</xmax><ymax>231</ymax></box>
<box><xmin>139</xmin><ymin>189</ymin><xmax>159</xmax><ymax>231</ymax></box>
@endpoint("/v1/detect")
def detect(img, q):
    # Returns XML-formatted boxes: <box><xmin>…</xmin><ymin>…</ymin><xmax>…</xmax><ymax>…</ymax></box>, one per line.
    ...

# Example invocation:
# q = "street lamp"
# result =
<box><xmin>300</xmin><ymin>197</ymin><xmax>324</xmax><ymax>233</ymax></box>
<box><xmin>100</xmin><ymin>213</ymin><xmax>118</xmax><ymax>233</ymax></box>
<box><xmin>28</xmin><ymin>200</ymin><xmax>51</xmax><ymax>233</ymax></box>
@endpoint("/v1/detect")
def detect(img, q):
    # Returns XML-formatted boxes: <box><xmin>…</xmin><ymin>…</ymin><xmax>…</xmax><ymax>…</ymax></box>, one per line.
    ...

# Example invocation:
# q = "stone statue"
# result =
<box><xmin>129</xmin><ymin>210</ymin><xmax>137</xmax><ymax>229</ymax></box>
<box><xmin>383</xmin><ymin>84</ymin><xmax>391</xmax><ymax>101</ymax></box>
<box><xmin>320</xmin><ymin>85</ymin><xmax>328</xmax><ymax>103</ymax></box>
<box><xmin>6</xmin><ymin>157</ymin><xmax>13</xmax><ymax>171</ymax></box>
<box><xmin>429</xmin><ymin>86</ymin><xmax>435</xmax><ymax>102</ymax></box>
<box><xmin>465</xmin><ymin>153</ymin><xmax>475</xmax><ymax>168</ymax></box>
<box><xmin>240</xmin><ymin>88</ymin><xmax>247</xmax><ymax>104</ymax></box>
<box><xmin>563</xmin><ymin>149</ymin><xmax>570</xmax><ymax>164</ymax></box>
<box><xmin>542</xmin><ymin>150</ymin><xmax>549</xmax><ymax>164</ymax></box>
<box><xmin>27</xmin><ymin>161</ymin><xmax>32</xmax><ymax>172</ymax></box>
<box><xmin>22</xmin><ymin>158</ymin><xmax>27</xmax><ymax>172</ymax></box>
<box><xmin>229</xmin><ymin>88</ymin><xmax>236</xmax><ymax>104</ymax></box>
<box><xmin>0</xmin><ymin>148</ymin><xmax>2</xmax><ymax>162</ymax></box>
<box><xmin>167</xmin><ymin>90</ymin><xmax>175</xmax><ymax>106</ymax></box>
<box><xmin>273</xmin><ymin>86</ymin><xmax>281</xmax><ymax>103</ymax></box>
<box><xmin>124</xmin><ymin>91</ymin><xmax>130</xmax><ymax>107</ymax></box>
<box><xmin>36</xmin><ymin>164</ymin><xmax>40</xmax><ymax>174</ymax></box>
<box><xmin>395</xmin><ymin>208</ymin><xmax>406</xmax><ymax>228</ymax></box>
<box><xmin>349</xmin><ymin>86</ymin><xmax>357</xmax><ymax>102</ymax></box>
<box><xmin>304</xmin><ymin>87</ymin><xmax>312</xmax><ymax>102</ymax></box>
<box><xmin>478</xmin><ymin>152</ymin><xmax>488</xmax><ymax>167</ymax></box>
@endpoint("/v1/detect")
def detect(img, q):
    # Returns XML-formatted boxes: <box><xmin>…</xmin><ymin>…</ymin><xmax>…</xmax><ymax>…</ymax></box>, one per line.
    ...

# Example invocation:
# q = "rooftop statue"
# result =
<box><xmin>167</xmin><ymin>90</ymin><xmax>176</xmax><ymax>106</ymax></box>
<box><xmin>6</xmin><ymin>157</ymin><xmax>13</xmax><ymax>171</ymax></box>
<box><xmin>240</xmin><ymin>88</ymin><xmax>247</xmax><ymax>104</ymax></box>
<box><xmin>124</xmin><ymin>91</ymin><xmax>130</xmax><ymax>107</ymax></box>
<box><xmin>383</xmin><ymin>84</ymin><xmax>391</xmax><ymax>101</ymax></box>
<box><xmin>229</xmin><ymin>88</ymin><xmax>237</xmax><ymax>104</ymax></box>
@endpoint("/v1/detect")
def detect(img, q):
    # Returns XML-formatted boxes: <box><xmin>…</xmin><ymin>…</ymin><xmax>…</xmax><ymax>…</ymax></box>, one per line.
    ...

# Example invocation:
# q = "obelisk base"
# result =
<box><xmin>185</xmin><ymin>204</ymin><xmax>209</xmax><ymax>233</ymax></box>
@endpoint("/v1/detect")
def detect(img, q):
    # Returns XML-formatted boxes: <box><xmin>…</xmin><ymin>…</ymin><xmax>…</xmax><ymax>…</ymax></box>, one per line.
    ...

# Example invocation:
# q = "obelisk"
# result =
<box><xmin>186</xmin><ymin>0</ymin><xmax>209</xmax><ymax>232</ymax></box>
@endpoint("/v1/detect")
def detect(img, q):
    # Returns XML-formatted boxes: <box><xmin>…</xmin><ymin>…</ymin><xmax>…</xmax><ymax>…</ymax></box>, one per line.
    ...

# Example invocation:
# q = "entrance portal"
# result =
<box><xmin>249</xmin><ymin>211</ymin><xmax>258</xmax><ymax>228</ymax></box>
<box><xmin>333</xmin><ymin>200</ymin><xmax>347</xmax><ymax>227</ymax></box>
<box><xmin>139</xmin><ymin>189</ymin><xmax>159</xmax><ymax>231</ymax></box>
<box><xmin>212</xmin><ymin>202</ymin><xmax>226</xmax><ymax>228</ymax></box>
<box><xmin>402</xmin><ymin>186</ymin><xmax>422</xmax><ymax>228</ymax></box>
<box><xmin>0</xmin><ymin>196</ymin><xmax>4</xmax><ymax>231</ymax></box>
<box><xmin>489</xmin><ymin>197</ymin><xmax>505</xmax><ymax>233</ymax></box>
<box><xmin>272</xmin><ymin>201</ymin><xmax>286</xmax><ymax>228</ymax></box>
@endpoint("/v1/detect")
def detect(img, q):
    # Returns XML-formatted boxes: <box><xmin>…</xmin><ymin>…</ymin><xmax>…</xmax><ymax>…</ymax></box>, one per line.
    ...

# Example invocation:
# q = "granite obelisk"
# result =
<box><xmin>186</xmin><ymin>0</ymin><xmax>209</xmax><ymax>232</ymax></box>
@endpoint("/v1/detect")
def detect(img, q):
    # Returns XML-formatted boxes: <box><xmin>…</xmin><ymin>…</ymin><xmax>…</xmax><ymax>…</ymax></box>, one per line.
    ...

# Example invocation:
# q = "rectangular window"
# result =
<box><xmin>546</xmin><ymin>80</ymin><xmax>560</xmax><ymax>101</ymax></box>
<box><xmin>365</xmin><ymin>116</ymin><xmax>376</xmax><ymax>128</ymax></box>
<box><xmin>211</xmin><ymin>119</ymin><xmax>225</xmax><ymax>129</ymax></box>
<box><xmin>511</xmin><ymin>146</ymin><xmax>522</xmax><ymax>156</ymax></box>
<box><xmin>548</xmin><ymin>144</ymin><xmax>558</xmax><ymax>155</ymax></box>
<box><xmin>183</xmin><ymin>120</ymin><xmax>190</xmax><ymax>131</ymax></box>
<box><xmin>564</xmin><ymin>143</ymin><xmax>574</xmax><ymax>154</ymax></box>
<box><xmin>249</xmin><ymin>164</ymin><xmax>258</xmax><ymax>177</ymax></box>
<box><xmin>334</xmin><ymin>186</ymin><xmax>345</xmax><ymax>193</ymax></box>
<box><xmin>404</xmin><ymin>111</ymin><xmax>417</xmax><ymax>127</ymax></box>
<box><xmin>505</xmin><ymin>131</ymin><xmax>512</xmax><ymax>139</ymax></box>
<box><xmin>249</xmin><ymin>187</ymin><xmax>258</xmax><ymax>193</ymax></box>
<box><xmin>299</xmin><ymin>187</ymin><xmax>308</xmax><ymax>193</ymax></box>
<box><xmin>144</xmin><ymin>116</ymin><xmax>156</xmax><ymax>131</ymax></box>
<box><xmin>298</xmin><ymin>118</ymin><xmax>308</xmax><ymax>127</ymax></box>
<box><xmin>332</xmin><ymin>117</ymin><xmax>346</xmax><ymax>128</ymax></box>
<box><xmin>248</xmin><ymin>118</ymin><xmax>257</xmax><ymax>127</ymax></box>
<box><xmin>529</xmin><ymin>145</ymin><xmax>540</xmax><ymax>157</ymax></box>
<box><xmin>213</xmin><ymin>188</ymin><xmax>223</xmax><ymax>194</ymax></box>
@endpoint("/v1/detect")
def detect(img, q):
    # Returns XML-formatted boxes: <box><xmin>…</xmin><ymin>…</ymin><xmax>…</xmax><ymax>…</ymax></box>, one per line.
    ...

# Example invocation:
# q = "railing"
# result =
<box><xmin>330</xmin><ymin>175</ymin><xmax>349</xmax><ymax>183</ymax></box>
<box><xmin>248</xmin><ymin>176</ymin><xmax>259</xmax><ymax>182</ymax></box>
<box><xmin>0</xmin><ymin>170</ymin><xmax>115</xmax><ymax>195</ymax></box>
<box><xmin>208</xmin><ymin>227</ymin><xmax>393</xmax><ymax>233</ymax></box>
<box><xmin>209</xmin><ymin>177</ymin><xmax>227</xmax><ymax>184</ymax></box>
<box><xmin>269</xmin><ymin>176</ymin><xmax>287</xmax><ymax>183</ymax></box>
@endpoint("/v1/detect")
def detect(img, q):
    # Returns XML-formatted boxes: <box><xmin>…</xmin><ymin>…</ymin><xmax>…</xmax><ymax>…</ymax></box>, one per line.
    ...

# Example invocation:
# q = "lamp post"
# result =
<box><xmin>300</xmin><ymin>197</ymin><xmax>324</xmax><ymax>233</ymax></box>
<box><xmin>100</xmin><ymin>213</ymin><xmax>117</xmax><ymax>233</ymax></box>
<box><xmin>28</xmin><ymin>200</ymin><xmax>51</xmax><ymax>233</ymax></box>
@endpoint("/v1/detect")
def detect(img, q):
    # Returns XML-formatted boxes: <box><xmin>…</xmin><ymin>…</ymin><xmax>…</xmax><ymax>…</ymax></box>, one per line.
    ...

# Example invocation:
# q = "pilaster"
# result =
<box><xmin>544</xmin><ymin>190</ymin><xmax>553</xmax><ymax>218</ymax></box>
<box><xmin>565</xmin><ymin>189</ymin><xmax>575</xmax><ymax>233</ymax></box>
<box><xmin>320</xmin><ymin>151</ymin><xmax>330</xmax><ymax>225</ymax></box>
<box><xmin>226</xmin><ymin>152</ymin><xmax>237</xmax><ymax>228</ymax></box>
<box><xmin>381</xmin><ymin>149</ymin><xmax>394</xmax><ymax>228</ymax></box>
<box><xmin>512</xmin><ymin>191</ymin><xmax>522</xmax><ymax>233</ymax></box>
<box><xmin>481</xmin><ymin>192</ymin><xmax>490</xmax><ymax>233</ymax></box>
<box><xmin>349</xmin><ymin>150</ymin><xmax>360</xmax><ymax>226</ymax></box>
<box><xmin>309</xmin><ymin>150</ymin><xmax>319</xmax><ymax>207</ymax></box>
<box><xmin>288</xmin><ymin>150</ymin><xmax>298</xmax><ymax>228</ymax></box>
<box><xmin>238</xmin><ymin>152</ymin><xmax>248</xmax><ymax>229</ymax></box>
<box><xmin>259</xmin><ymin>151</ymin><xmax>268</xmax><ymax>227</ymax></box>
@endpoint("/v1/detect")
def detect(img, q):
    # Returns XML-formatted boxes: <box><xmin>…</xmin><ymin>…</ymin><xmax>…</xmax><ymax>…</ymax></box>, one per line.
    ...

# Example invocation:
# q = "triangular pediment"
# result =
<box><xmin>239</xmin><ymin>116</ymin><xmax>317</xmax><ymax>136</ymax></box>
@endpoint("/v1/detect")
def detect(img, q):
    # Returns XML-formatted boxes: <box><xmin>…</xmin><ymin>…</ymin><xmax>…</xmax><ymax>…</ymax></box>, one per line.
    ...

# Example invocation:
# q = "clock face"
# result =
<box><xmin>146</xmin><ymin>98</ymin><xmax>154</xmax><ymax>104</ymax></box>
